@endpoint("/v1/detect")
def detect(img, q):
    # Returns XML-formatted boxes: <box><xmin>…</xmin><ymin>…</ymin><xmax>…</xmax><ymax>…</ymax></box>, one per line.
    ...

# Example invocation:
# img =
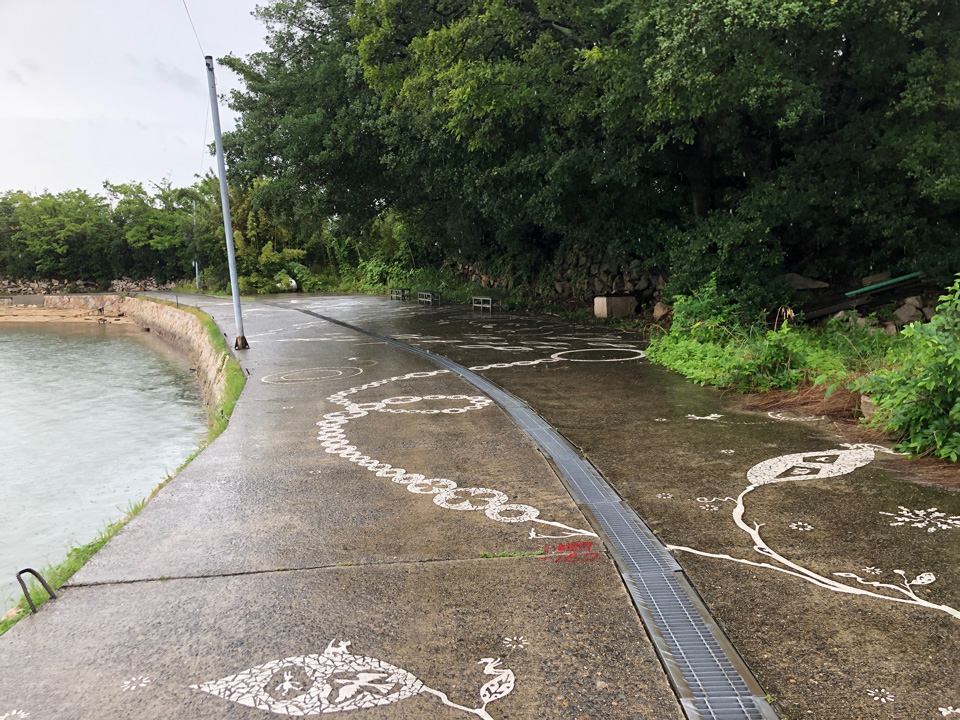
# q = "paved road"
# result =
<box><xmin>2</xmin><ymin>293</ymin><xmax>958</xmax><ymax>720</ymax></box>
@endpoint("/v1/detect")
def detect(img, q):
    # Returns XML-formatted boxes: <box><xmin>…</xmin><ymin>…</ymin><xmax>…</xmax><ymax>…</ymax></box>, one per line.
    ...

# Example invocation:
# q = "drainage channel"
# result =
<box><xmin>288</xmin><ymin>306</ymin><xmax>779</xmax><ymax>720</ymax></box>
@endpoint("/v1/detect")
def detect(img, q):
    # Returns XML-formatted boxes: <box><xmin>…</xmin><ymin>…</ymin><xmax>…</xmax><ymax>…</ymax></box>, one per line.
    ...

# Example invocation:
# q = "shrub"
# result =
<box><xmin>857</xmin><ymin>275</ymin><xmax>960</xmax><ymax>460</ymax></box>
<box><xmin>648</xmin><ymin>276</ymin><xmax>897</xmax><ymax>393</ymax></box>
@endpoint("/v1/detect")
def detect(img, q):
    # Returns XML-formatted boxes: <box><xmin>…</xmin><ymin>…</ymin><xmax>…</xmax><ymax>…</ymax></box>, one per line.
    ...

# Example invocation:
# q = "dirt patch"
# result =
<box><xmin>0</xmin><ymin>305</ymin><xmax>135</xmax><ymax>325</ymax></box>
<box><xmin>735</xmin><ymin>383</ymin><xmax>960</xmax><ymax>491</ymax></box>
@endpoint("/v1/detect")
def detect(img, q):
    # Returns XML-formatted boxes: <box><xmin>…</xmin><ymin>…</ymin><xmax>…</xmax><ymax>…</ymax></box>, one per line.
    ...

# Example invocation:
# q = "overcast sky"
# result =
<box><xmin>0</xmin><ymin>0</ymin><xmax>269</xmax><ymax>196</ymax></box>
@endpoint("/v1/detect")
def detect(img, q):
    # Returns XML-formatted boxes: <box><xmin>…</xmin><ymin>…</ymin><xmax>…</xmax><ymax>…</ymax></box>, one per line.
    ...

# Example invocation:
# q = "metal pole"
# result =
<box><xmin>204</xmin><ymin>55</ymin><xmax>248</xmax><ymax>350</ymax></box>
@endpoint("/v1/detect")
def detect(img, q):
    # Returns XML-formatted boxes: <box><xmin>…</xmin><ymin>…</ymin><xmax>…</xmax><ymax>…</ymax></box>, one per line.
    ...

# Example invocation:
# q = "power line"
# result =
<box><xmin>181</xmin><ymin>0</ymin><xmax>206</xmax><ymax>57</ymax></box>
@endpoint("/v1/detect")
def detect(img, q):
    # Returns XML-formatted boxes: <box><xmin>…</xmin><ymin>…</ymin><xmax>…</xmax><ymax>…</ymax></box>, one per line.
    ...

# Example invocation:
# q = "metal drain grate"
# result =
<box><xmin>287</xmin><ymin>306</ymin><xmax>779</xmax><ymax>720</ymax></box>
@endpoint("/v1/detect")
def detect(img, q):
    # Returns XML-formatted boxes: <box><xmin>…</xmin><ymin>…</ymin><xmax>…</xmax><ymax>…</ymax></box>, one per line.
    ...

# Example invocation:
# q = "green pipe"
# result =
<box><xmin>845</xmin><ymin>271</ymin><xmax>922</xmax><ymax>297</ymax></box>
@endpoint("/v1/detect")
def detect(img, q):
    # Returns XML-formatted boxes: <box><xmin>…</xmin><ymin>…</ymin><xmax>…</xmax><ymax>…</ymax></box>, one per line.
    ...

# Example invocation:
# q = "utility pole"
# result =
<box><xmin>204</xmin><ymin>55</ymin><xmax>248</xmax><ymax>350</ymax></box>
<box><xmin>192</xmin><ymin>200</ymin><xmax>200</xmax><ymax>290</ymax></box>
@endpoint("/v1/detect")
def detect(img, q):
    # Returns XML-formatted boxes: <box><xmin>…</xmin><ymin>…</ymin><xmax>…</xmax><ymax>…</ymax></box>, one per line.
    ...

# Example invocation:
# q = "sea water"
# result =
<box><xmin>0</xmin><ymin>322</ymin><xmax>206</xmax><ymax>609</ymax></box>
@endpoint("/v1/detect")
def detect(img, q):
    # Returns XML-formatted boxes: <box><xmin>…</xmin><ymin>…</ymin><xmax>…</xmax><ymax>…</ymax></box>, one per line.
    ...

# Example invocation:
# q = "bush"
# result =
<box><xmin>663</xmin><ymin>213</ymin><xmax>790</xmax><ymax>317</ymax></box>
<box><xmin>857</xmin><ymin>275</ymin><xmax>960</xmax><ymax>460</ymax></box>
<box><xmin>648</xmin><ymin>277</ymin><xmax>896</xmax><ymax>392</ymax></box>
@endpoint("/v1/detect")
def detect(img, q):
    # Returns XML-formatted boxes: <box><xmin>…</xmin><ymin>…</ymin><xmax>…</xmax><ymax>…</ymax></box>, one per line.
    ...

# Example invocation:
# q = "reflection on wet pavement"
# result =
<box><xmin>280</xmin><ymin>294</ymin><xmax>960</xmax><ymax>720</ymax></box>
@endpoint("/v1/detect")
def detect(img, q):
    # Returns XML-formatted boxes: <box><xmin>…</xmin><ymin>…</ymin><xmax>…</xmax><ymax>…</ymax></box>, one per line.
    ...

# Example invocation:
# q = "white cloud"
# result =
<box><xmin>0</xmin><ymin>0</ymin><xmax>267</xmax><ymax>194</ymax></box>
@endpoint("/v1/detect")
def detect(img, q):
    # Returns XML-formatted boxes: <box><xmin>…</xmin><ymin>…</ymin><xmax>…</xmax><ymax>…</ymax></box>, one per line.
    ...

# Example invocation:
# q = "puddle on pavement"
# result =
<box><xmin>274</xmin><ymin>295</ymin><xmax>960</xmax><ymax>719</ymax></box>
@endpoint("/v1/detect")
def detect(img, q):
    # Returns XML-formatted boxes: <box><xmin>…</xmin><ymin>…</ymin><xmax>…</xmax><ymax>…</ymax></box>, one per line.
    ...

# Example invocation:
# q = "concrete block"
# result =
<box><xmin>594</xmin><ymin>295</ymin><xmax>636</xmax><ymax>319</ymax></box>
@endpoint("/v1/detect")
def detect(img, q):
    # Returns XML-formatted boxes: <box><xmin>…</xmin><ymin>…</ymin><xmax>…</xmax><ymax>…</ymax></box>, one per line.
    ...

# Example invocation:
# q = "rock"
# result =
<box><xmin>784</xmin><ymin>273</ymin><xmax>830</xmax><ymax>290</ymax></box>
<box><xmin>652</xmin><ymin>301</ymin><xmax>670</xmax><ymax>322</ymax></box>
<box><xmin>893</xmin><ymin>303</ymin><xmax>922</xmax><ymax>326</ymax></box>
<box><xmin>634</xmin><ymin>276</ymin><xmax>650</xmax><ymax>292</ymax></box>
<box><xmin>923</xmin><ymin>307</ymin><xmax>935</xmax><ymax>321</ymax></box>
<box><xmin>653</xmin><ymin>274</ymin><xmax>668</xmax><ymax>290</ymax></box>
<box><xmin>860</xmin><ymin>395</ymin><xmax>876</xmax><ymax>422</ymax></box>
<box><xmin>882</xmin><ymin>322</ymin><xmax>899</xmax><ymax>336</ymax></box>
<box><xmin>904</xmin><ymin>295</ymin><xmax>923</xmax><ymax>308</ymax></box>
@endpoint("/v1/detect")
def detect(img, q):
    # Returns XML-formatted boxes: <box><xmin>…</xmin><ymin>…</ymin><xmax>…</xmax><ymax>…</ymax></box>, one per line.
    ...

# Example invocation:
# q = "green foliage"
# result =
<box><xmin>857</xmin><ymin>275</ymin><xmax>960</xmax><ymax>460</ymax></box>
<box><xmin>664</xmin><ymin>213</ymin><xmax>788</xmax><ymax>316</ymax></box>
<box><xmin>5</xmin><ymin>0</ymin><xmax>960</xmax><ymax>306</ymax></box>
<box><xmin>648</xmin><ymin>277</ymin><xmax>896</xmax><ymax>392</ymax></box>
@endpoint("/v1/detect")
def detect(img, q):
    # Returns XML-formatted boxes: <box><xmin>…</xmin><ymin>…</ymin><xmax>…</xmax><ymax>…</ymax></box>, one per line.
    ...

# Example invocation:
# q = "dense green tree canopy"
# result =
<box><xmin>3</xmin><ymin>0</ymin><xmax>956</xmax><ymax>310</ymax></box>
<box><xmin>217</xmin><ymin>0</ymin><xmax>959</xmax><ymax>308</ymax></box>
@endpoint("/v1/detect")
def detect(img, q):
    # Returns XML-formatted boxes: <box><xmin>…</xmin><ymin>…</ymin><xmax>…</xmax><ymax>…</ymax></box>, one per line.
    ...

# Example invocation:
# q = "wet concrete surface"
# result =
<box><xmin>2</xmin><ymin>292</ymin><xmax>958</xmax><ymax>719</ymax></box>
<box><xmin>0</xmin><ymin>295</ymin><xmax>683</xmax><ymax>719</ymax></box>
<box><xmin>260</xmin><ymin>294</ymin><xmax>960</xmax><ymax>719</ymax></box>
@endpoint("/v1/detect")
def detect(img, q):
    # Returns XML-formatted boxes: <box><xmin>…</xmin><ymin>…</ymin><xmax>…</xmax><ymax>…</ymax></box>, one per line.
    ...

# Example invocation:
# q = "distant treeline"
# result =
<box><xmin>0</xmin><ymin>176</ymin><xmax>339</xmax><ymax>293</ymax></box>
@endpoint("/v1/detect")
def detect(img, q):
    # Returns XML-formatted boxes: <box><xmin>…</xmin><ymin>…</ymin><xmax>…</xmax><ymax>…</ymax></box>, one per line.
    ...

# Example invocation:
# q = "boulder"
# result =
<box><xmin>893</xmin><ymin>303</ymin><xmax>922</xmax><ymax>326</ymax></box>
<box><xmin>904</xmin><ymin>295</ymin><xmax>923</xmax><ymax>308</ymax></box>
<box><xmin>784</xmin><ymin>272</ymin><xmax>830</xmax><ymax>290</ymax></box>
<box><xmin>652</xmin><ymin>301</ymin><xmax>671</xmax><ymax>322</ymax></box>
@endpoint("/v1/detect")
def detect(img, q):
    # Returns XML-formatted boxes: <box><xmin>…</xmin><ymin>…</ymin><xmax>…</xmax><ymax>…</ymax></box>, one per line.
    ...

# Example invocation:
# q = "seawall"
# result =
<box><xmin>42</xmin><ymin>294</ymin><xmax>230</xmax><ymax>414</ymax></box>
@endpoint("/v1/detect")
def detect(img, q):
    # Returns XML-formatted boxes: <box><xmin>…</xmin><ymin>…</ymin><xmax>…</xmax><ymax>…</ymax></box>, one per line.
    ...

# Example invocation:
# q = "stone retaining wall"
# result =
<box><xmin>43</xmin><ymin>295</ymin><xmax>229</xmax><ymax>413</ymax></box>
<box><xmin>0</xmin><ymin>277</ymin><xmax>175</xmax><ymax>295</ymax></box>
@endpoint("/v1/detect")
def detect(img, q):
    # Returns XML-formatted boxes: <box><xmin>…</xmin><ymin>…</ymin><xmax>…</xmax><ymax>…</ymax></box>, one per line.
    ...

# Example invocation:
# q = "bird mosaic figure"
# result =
<box><xmin>478</xmin><ymin>658</ymin><xmax>515</xmax><ymax>710</ymax></box>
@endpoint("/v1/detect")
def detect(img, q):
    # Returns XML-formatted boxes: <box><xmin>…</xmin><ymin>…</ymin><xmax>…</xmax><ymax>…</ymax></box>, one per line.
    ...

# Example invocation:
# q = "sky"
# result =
<box><xmin>0</xmin><ymin>0</ymin><xmax>269</xmax><ymax>196</ymax></box>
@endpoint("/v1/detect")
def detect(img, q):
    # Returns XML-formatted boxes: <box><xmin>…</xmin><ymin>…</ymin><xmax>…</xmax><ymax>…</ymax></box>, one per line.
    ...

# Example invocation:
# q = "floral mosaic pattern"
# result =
<box><xmin>502</xmin><ymin>637</ymin><xmax>527</xmax><ymax>651</ymax></box>
<box><xmin>664</xmin><ymin>444</ymin><xmax>960</xmax><ymax>621</ymax></box>
<box><xmin>867</xmin><ymin>688</ymin><xmax>895</xmax><ymax>703</ymax></box>
<box><xmin>193</xmin><ymin>640</ymin><xmax>514</xmax><ymax>719</ymax></box>
<box><xmin>879</xmin><ymin>507</ymin><xmax>960</xmax><ymax>533</ymax></box>
<box><xmin>121</xmin><ymin>676</ymin><xmax>152</xmax><ymax>691</ymax></box>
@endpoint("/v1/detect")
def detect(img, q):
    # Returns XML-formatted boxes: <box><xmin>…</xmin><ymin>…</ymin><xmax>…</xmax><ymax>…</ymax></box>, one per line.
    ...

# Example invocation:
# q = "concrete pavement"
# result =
<box><xmin>3</xmin><ymin>292</ymin><xmax>957</xmax><ymax>720</ymax></box>
<box><xmin>0</xmin><ymin>296</ymin><xmax>685</xmax><ymax>719</ymax></box>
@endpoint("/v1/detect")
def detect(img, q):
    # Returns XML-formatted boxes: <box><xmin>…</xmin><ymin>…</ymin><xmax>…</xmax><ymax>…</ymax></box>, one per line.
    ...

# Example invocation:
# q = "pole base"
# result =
<box><xmin>235</xmin><ymin>336</ymin><xmax>250</xmax><ymax>350</ymax></box>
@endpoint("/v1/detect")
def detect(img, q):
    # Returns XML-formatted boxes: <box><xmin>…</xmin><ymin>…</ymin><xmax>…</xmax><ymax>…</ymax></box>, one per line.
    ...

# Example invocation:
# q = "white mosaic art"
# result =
<box><xmin>193</xmin><ymin>640</ymin><xmax>514</xmax><ymax>719</ymax></box>
<box><xmin>879</xmin><ymin>506</ymin><xmax>960</xmax><ymax>533</ymax></box>
<box><xmin>121</xmin><ymin>676</ymin><xmax>152</xmax><ymax>691</ymax></box>
<box><xmin>262</xmin><ymin>367</ymin><xmax>365</xmax><ymax>384</ymax></box>
<box><xmin>664</xmin><ymin>444</ymin><xmax>960</xmax><ymax>620</ymax></box>
<box><xmin>866</xmin><ymin>688</ymin><xmax>895</xmax><ymax>703</ymax></box>
<box><xmin>318</xmin><ymin>369</ymin><xmax>598</xmax><ymax>540</ymax></box>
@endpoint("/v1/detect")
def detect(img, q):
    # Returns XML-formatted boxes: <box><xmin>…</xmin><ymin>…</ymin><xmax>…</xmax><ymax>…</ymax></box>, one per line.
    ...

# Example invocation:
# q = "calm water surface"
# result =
<box><xmin>0</xmin><ymin>323</ymin><xmax>206</xmax><ymax>608</ymax></box>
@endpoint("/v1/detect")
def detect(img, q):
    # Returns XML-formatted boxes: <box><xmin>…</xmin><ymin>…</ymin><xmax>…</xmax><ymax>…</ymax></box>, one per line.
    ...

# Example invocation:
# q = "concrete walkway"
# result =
<box><xmin>0</xmin><ymin>296</ymin><xmax>686</xmax><ymax>719</ymax></box>
<box><xmin>2</xmin><ymin>293</ymin><xmax>958</xmax><ymax>720</ymax></box>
